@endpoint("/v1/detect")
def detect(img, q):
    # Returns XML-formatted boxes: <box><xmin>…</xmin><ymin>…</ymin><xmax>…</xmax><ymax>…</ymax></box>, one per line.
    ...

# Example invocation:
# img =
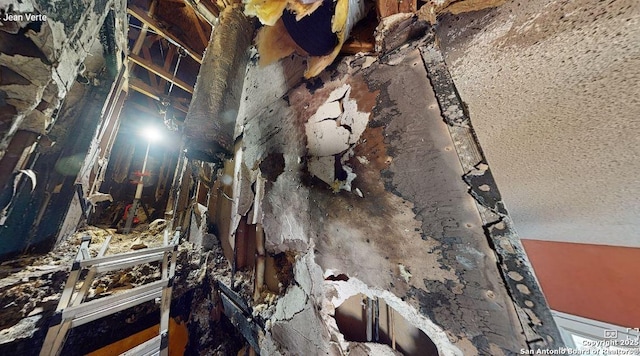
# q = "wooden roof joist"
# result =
<box><xmin>127</xmin><ymin>5</ymin><xmax>204</xmax><ymax>64</ymax></box>
<box><xmin>129</xmin><ymin>77</ymin><xmax>190</xmax><ymax>113</ymax></box>
<box><xmin>128</xmin><ymin>54</ymin><xmax>194</xmax><ymax>94</ymax></box>
<box><xmin>182</xmin><ymin>0</ymin><xmax>219</xmax><ymax>25</ymax></box>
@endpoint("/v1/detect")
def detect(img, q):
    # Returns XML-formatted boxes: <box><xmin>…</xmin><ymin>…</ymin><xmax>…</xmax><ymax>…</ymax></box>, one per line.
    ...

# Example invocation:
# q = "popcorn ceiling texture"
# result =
<box><xmin>436</xmin><ymin>0</ymin><xmax>640</xmax><ymax>246</ymax></box>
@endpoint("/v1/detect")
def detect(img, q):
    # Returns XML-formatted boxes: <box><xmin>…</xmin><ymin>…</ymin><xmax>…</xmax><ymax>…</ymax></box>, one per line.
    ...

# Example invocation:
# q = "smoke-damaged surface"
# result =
<box><xmin>237</xmin><ymin>41</ymin><xmax>527</xmax><ymax>353</ymax></box>
<box><xmin>301</xmin><ymin>44</ymin><xmax>526</xmax><ymax>354</ymax></box>
<box><xmin>421</xmin><ymin>44</ymin><xmax>564</xmax><ymax>350</ymax></box>
<box><xmin>463</xmin><ymin>164</ymin><xmax>507</xmax><ymax>215</ymax></box>
<box><xmin>230</xmin><ymin>27</ymin><xmax>558</xmax><ymax>353</ymax></box>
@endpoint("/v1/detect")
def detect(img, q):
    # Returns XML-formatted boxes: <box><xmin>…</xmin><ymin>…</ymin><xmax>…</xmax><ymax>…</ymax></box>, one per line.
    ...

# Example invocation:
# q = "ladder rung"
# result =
<box><xmin>63</xmin><ymin>279</ymin><xmax>167</xmax><ymax>325</ymax></box>
<box><xmin>120</xmin><ymin>334</ymin><xmax>162</xmax><ymax>356</ymax></box>
<box><xmin>97</xmin><ymin>235</ymin><xmax>112</xmax><ymax>257</ymax></box>
<box><xmin>72</xmin><ymin>288</ymin><xmax>163</xmax><ymax>328</ymax></box>
<box><xmin>79</xmin><ymin>244</ymin><xmax>177</xmax><ymax>269</ymax></box>
<box><xmin>93</xmin><ymin>252</ymin><xmax>165</xmax><ymax>273</ymax></box>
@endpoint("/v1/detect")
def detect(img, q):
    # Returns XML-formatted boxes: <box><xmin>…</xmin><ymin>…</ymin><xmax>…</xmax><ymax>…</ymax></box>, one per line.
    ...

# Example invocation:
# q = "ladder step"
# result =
<box><xmin>120</xmin><ymin>334</ymin><xmax>162</xmax><ymax>356</ymax></box>
<box><xmin>79</xmin><ymin>243</ymin><xmax>177</xmax><ymax>269</ymax></box>
<box><xmin>93</xmin><ymin>252</ymin><xmax>166</xmax><ymax>273</ymax></box>
<box><xmin>63</xmin><ymin>279</ymin><xmax>167</xmax><ymax>327</ymax></box>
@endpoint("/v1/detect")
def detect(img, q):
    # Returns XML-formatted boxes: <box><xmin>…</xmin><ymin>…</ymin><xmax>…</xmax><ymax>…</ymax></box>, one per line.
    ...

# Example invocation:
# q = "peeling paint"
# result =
<box><xmin>305</xmin><ymin>83</ymin><xmax>372</xmax><ymax>192</ymax></box>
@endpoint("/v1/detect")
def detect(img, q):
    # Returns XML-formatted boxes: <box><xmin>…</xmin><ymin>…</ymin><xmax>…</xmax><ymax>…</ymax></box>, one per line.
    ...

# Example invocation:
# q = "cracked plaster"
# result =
<box><xmin>231</xmin><ymin>35</ymin><xmax>532</xmax><ymax>353</ymax></box>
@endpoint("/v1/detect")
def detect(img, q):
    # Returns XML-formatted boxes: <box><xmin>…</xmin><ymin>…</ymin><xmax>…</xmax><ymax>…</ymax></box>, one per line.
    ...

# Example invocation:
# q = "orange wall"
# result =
<box><xmin>522</xmin><ymin>239</ymin><xmax>640</xmax><ymax>328</ymax></box>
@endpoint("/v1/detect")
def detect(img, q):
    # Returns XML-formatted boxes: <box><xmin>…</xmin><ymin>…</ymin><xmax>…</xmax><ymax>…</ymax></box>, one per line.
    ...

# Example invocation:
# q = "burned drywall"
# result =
<box><xmin>0</xmin><ymin>0</ymin><xmax>124</xmax><ymax>156</ymax></box>
<box><xmin>0</xmin><ymin>0</ymin><xmax>129</xmax><ymax>259</ymax></box>
<box><xmin>198</xmin><ymin>25</ymin><xmax>562</xmax><ymax>353</ymax></box>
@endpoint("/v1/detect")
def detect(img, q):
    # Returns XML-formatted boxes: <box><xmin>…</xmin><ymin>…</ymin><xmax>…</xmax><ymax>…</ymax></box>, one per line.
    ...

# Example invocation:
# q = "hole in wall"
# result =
<box><xmin>325</xmin><ymin>273</ymin><xmax>349</xmax><ymax>281</ymax></box>
<box><xmin>259</xmin><ymin>152</ymin><xmax>285</xmax><ymax>182</ymax></box>
<box><xmin>335</xmin><ymin>293</ymin><xmax>439</xmax><ymax>356</ymax></box>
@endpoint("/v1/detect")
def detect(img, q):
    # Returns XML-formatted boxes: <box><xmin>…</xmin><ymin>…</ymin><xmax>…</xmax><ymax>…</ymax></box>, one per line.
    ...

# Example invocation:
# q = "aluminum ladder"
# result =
<box><xmin>39</xmin><ymin>229</ymin><xmax>180</xmax><ymax>356</ymax></box>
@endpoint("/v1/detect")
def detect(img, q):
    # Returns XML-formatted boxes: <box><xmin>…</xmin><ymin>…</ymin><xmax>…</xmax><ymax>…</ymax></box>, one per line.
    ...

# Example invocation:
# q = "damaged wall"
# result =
<box><xmin>190</xmin><ymin>22</ymin><xmax>562</xmax><ymax>353</ymax></box>
<box><xmin>0</xmin><ymin>0</ymin><xmax>125</xmax><ymax>156</ymax></box>
<box><xmin>435</xmin><ymin>0</ymin><xmax>640</xmax><ymax>247</ymax></box>
<box><xmin>0</xmin><ymin>0</ymin><xmax>128</xmax><ymax>258</ymax></box>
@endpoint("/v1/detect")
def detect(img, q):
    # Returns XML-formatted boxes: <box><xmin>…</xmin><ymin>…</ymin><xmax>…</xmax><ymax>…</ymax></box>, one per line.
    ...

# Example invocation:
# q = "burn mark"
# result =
<box><xmin>463</xmin><ymin>163</ymin><xmax>507</xmax><ymax>215</ymax></box>
<box><xmin>420</xmin><ymin>43</ymin><xmax>564</xmax><ymax>349</ymax></box>
<box><xmin>259</xmin><ymin>152</ymin><xmax>285</xmax><ymax>182</ymax></box>
<box><xmin>305</xmin><ymin>76</ymin><xmax>325</xmax><ymax>93</ymax></box>
<box><xmin>325</xmin><ymin>273</ymin><xmax>349</xmax><ymax>281</ymax></box>
<box><xmin>420</xmin><ymin>40</ymin><xmax>471</xmax><ymax>127</ymax></box>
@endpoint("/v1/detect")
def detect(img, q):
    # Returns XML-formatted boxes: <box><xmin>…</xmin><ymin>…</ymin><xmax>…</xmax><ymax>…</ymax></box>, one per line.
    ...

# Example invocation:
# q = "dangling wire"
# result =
<box><xmin>168</xmin><ymin>47</ymin><xmax>187</xmax><ymax>95</ymax></box>
<box><xmin>163</xmin><ymin>47</ymin><xmax>187</xmax><ymax>132</ymax></box>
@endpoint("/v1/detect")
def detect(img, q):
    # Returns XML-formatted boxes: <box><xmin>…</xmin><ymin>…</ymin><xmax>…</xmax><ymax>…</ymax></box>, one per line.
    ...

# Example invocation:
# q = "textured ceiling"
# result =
<box><xmin>436</xmin><ymin>0</ymin><xmax>640</xmax><ymax>247</ymax></box>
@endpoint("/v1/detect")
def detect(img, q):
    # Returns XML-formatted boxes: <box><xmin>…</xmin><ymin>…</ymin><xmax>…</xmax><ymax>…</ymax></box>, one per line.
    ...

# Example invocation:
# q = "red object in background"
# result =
<box><xmin>522</xmin><ymin>239</ymin><xmax>640</xmax><ymax>327</ymax></box>
<box><xmin>133</xmin><ymin>170</ymin><xmax>150</xmax><ymax>177</ymax></box>
<box><xmin>123</xmin><ymin>204</ymin><xmax>140</xmax><ymax>224</ymax></box>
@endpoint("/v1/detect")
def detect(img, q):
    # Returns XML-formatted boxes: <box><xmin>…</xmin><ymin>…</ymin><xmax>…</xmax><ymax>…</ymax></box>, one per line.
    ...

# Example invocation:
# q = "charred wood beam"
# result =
<box><xmin>128</xmin><ymin>54</ymin><xmax>194</xmax><ymax>94</ymax></box>
<box><xmin>128</xmin><ymin>77</ymin><xmax>190</xmax><ymax>113</ymax></box>
<box><xmin>183</xmin><ymin>5</ymin><xmax>254</xmax><ymax>162</ymax></box>
<box><xmin>127</xmin><ymin>5</ymin><xmax>204</xmax><ymax>64</ymax></box>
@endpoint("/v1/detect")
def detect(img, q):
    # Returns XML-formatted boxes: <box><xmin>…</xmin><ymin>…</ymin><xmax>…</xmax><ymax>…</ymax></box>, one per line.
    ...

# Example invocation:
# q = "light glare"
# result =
<box><xmin>141</xmin><ymin>126</ymin><xmax>162</xmax><ymax>142</ymax></box>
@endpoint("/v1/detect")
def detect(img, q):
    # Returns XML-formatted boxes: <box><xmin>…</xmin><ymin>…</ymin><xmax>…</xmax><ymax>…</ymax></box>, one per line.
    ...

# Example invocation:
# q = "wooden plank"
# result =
<box><xmin>127</xmin><ymin>5</ymin><xmax>203</xmax><ymax>64</ymax></box>
<box><xmin>130</xmin><ymin>1</ymin><xmax>157</xmax><ymax>57</ymax></box>
<box><xmin>188</xmin><ymin>4</ymin><xmax>210</xmax><ymax>47</ymax></box>
<box><xmin>159</xmin><ymin>46</ymin><xmax>176</xmax><ymax>90</ymax></box>
<box><xmin>376</xmin><ymin>0</ymin><xmax>417</xmax><ymax>18</ymax></box>
<box><xmin>128</xmin><ymin>77</ymin><xmax>190</xmax><ymax>113</ymax></box>
<box><xmin>129</xmin><ymin>77</ymin><xmax>161</xmax><ymax>100</ymax></box>
<box><xmin>128</xmin><ymin>54</ymin><xmax>194</xmax><ymax>94</ymax></box>
<box><xmin>141</xmin><ymin>46</ymin><xmax>160</xmax><ymax>89</ymax></box>
<box><xmin>182</xmin><ymin>0</ymin><xmax>219</xmax><ymax>24</ymax></box>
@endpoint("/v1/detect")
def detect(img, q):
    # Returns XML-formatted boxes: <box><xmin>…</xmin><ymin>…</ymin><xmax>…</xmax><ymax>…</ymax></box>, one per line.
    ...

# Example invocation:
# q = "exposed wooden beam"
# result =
<box><xmin>376</xmin><ymin>0</ymin><xmax>417</xmax><ymax>17</ymax></box>
<box><xmin>127</xmin><ymin>5</ymin><xmax>203</xmax><ymax>64</ymax></box>
<box><xmin>130</xmin><ymin>2</ymin><xmax>157</xmax><ymax>56</ymax></box>
<box><xmin>187</xmin><ymin>4</ymin><xmax>211</xmax><ymax>47</ymax></box>
<box><xmin>182</xmin><ymin>0</ymin><xmax>219</xmax><ymax>25</ymax></box>
<box><xmin>129</xmin><ymin>77</ymin><xmax>190</xmax><ymax>113</ymax></box>
<box><xmin>127</xmin><ymin>101</ymin><xmax>163</xmax><ymax>117</ymax></box>
<box><xmin>141</xmin><ymin>46</ymin><xmax>160</xmax><ymax>89</ymax></box>
<box><xmin>129</xmin><ymin>77</ymin><xmax>162</xmax><ymax>100</ymax></box>
<box><xmin>128</xmin><ymin>54</ymin><xmax>194</xmax><ymax>94</ymax></box>
<box><xmin>159</xmin><ymin>45</ymin><xmax>176</xmax><ymax>89</ymax></box>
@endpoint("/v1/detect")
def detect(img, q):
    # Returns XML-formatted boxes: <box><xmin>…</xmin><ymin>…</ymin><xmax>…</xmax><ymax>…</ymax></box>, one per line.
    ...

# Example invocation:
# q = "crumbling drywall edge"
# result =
<box><xmin>419</xmin><ymin>43</ymin><xmax>564</xmax><ymax>350</ymax></box>
<box><xmin>0</xmin><ymin>0</ymin><xmax>118</xmax><ymax>157</ymax></box>
<box><xmin>328</xmin><ymin>277</ymin><xmax>463</xmax><ymax>356</ymax></box>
